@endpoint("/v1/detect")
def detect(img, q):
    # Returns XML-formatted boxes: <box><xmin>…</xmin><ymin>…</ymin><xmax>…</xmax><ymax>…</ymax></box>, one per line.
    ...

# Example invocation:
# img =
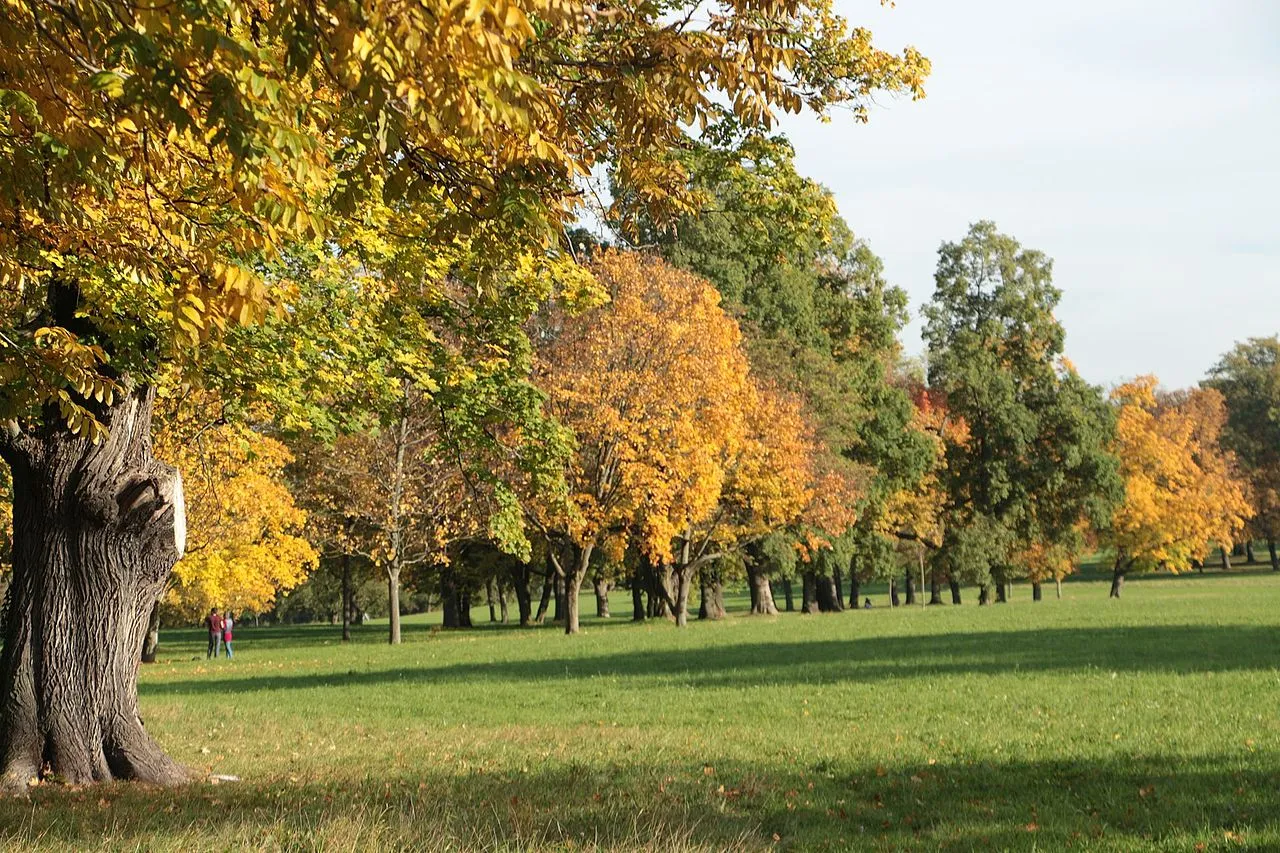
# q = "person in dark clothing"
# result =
<box><xmin>205</xmin><ymin>607</ymin><xmax>223</xmax><ymax>659</ymax></box>
<box><xmin>863</xmin><ymin>598</ymin><xmax>873</xmax><ymax>609</ymax></box>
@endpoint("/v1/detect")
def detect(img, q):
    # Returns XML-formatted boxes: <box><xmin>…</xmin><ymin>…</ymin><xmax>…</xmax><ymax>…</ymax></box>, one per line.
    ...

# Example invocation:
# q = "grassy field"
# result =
<box><xmin>3</xmin><ymin>571</ymin><xmax>1279</xmax><ymax>851</ymax></box>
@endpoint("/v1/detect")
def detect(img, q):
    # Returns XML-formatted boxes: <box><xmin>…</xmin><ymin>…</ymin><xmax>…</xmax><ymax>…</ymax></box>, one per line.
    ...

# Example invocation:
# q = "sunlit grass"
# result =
<box><xmin>3</xmin><ymin>570</ymin><xmax>1278</xmax><ymax>851</ymax></box>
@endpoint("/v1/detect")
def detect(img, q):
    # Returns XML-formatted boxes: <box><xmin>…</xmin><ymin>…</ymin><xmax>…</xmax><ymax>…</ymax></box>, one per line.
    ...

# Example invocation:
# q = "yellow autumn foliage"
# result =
<box><xmin>154</xmin><ymin>399</ymin><xmax>317</xmax><ymax>619</ymax></box>
<box><xmin>1108</xmin><ymin>376</ymin><xmax>1252</xmax><ymax>573</ymax></box>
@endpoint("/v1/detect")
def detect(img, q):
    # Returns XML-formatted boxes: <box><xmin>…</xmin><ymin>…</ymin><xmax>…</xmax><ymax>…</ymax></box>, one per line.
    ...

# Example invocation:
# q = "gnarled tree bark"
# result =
<box><xmin>0</xmin><ymin>384</ymin><xmax>189</xmax><ymax>793</ymax></box>
<box><xmin>746</xmin><ymin>564</ymin><xmax>778</xmax><ymax>615</ymax></box>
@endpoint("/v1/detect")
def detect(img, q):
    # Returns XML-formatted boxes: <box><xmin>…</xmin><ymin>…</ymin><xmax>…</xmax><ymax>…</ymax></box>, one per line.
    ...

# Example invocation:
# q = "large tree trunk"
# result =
<box><xmin>0</xmin><ymin>383</ymin><xmax>189</xmax><ymax>792</ymax></box>
<box><xmin>1032</xmin><ymin>581</ymin><xmax>1043</xmax><ymax>601</ymax></box>
<box><xmin>699</xmin><ymin>569</ymin><xmax>726</xmax><ymax>620</ymax></box>
<box><xmin>441</xmin><ymin>570</ymin><xmax>460</xmax><ymax>628</ymax></box>
<box><xmin>1110</xmin><ymin>568</ymin><xmax>1125</xmax><ymax>599</ymax></box>
<box><xmin>800</xmin><ymin>572</ymin><xmax>820</xmax><ymax>614</ymax></box>
<box><xmin>849</xmin><ymin>574</ymin><xmax>861</xmax><ymax>610</ymax></box>
<box><xmin>995</xmin><ymin>580</ymin><xmax>1008</xmax><ymax>604</ymax></box>
<box><xmin>341</xmin><ymin>553</ymin><xmax>353</xmax><ymax>642</ymax></box>
<box><xmin>903</xmin><ymin>568</ymin><xmax>916</xmax><ymax>606</ymax></box>
<box><xmin>593</xmin><ymin>577</ymin><xmax>611</xmax><ymax>618</ymax></box>
<box><xmin>949</xmin><ymin>578</ymin><xmax>962</xmax><ymax>605</ymax></box>
<box><xmin>978</xmin><ymin>584</ymin><xmax>991</xmax><ymax>606</ymax></box>
<box><xmin>747</xmin><ymin>565</ymin><xmax>778</xmax><ymax>615</ymax></box>
<box><xmin>815</xmin><ymin>574</ymin><xmax>842</xmax><ymax>612</ymax></box>
<box><xmin>1219</xmin><ymin>545</ymin><xmax>1231</xmax><ymax>571</ymax></box>
<box><xmin>928</xmin><ymin>574</ymin><xmax>943</xmax><ymax>606</ymax></box>
<box><xmin>140</xmin><ymin>603</ymin><xmax>160</xmax><ymax>664</ymax></box>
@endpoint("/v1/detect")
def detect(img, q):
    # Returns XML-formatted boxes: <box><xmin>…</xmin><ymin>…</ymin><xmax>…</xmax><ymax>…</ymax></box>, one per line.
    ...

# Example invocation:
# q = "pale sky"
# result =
<box><xmin>777</xmin><ymin>0</ymin><xmax>1280</xmax><ymax>389</ymax></box>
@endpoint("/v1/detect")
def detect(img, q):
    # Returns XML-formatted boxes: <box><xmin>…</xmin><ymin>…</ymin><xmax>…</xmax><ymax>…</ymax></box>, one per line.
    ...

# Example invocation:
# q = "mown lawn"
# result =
<box><xmin>3</xmin><ymin>571</ymin><xmax>1279</xmax><ymax>851</ymax></box>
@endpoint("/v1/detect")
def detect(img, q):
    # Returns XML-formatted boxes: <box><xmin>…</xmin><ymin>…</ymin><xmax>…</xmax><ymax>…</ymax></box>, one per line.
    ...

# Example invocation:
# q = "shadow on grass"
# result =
<box><xmin>0</xmin><ymin>752</ymin><xmax>1273</xmax><ymax>850</ymax></box>
<box><xmin>141</xmin><ymin>623</ymin><xmax>1276</xmax><ymax>698</ymax></box>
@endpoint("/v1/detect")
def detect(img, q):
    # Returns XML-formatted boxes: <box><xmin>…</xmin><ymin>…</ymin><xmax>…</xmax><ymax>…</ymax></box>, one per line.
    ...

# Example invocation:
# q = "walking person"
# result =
<box><xmin>205</xmin><ymin>607</ymin><xmax>223</xmax><ymax>659</ymax></box>
<box><xmin>222</xmin><ymin>611</ymin><xmax>235</xmax><ymax>659</ymax></box>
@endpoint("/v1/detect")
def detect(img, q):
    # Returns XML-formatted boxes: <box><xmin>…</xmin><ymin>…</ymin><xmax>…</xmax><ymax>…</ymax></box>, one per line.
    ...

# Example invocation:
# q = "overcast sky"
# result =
<box><xmin>776</xmin><ymin>0</ymin><xmax>1280</xmax><ymax>389</ymax></box>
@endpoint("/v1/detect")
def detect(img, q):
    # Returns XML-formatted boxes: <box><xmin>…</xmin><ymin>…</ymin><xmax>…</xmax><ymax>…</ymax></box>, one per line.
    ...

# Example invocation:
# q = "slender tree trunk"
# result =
<box><xmin>890</xmin><ymin>578</ymin><xmax>900</xmax><ymax>607</ymax></box>
<box><xmin>833</xmin><ymin>566</ymin><xmax>846</xmax><ymax>609</ymax></box>
<box><xmin>386</xmin><ymin>567</ymin><xmax>402</xmax><ymax>643</ymax></box>
<box><xmin>498</xmin><ymin>580</ymin><xmax>509</xmax><ymax>624</ymax></box>
<box><xmin>0</xmin><ymin>382</ymin><xmax>188</xmax><ymax>792</ymax></box>
<box><xmin>1110</xmin><ymin>568</ymin><xmax>1125</xmax><ymax>599</ymax></box>
<box><xmin>903</xmin><ymin>567</ymin><xmax>916</xmax><ymax>606</ymax></box>
<box><xmin>487</xmin><ymin>577</ymin><xmax>498</xmax><ymax>623</ymax></box>
<box><xmin>341</xmin><ymin>553</ymin><xmax>352</xmax><ymax>642</ymax></box>
<box><xmin>673</xmin><ymin>568</ymin><xmax>693</xmax><ymax>627</ymax></box>
<box><xmin>563</xmin><ymin>543</ymin><xmax>593</xmax><ymax>635</ymax></box>
<box><xmin>1055</xmin><ymin>577</ymin><xmax>1063</xmax><ymax>599</ymax></box>
<box><xmin>1032</xmin><ymin>581</ymin><xmax>1043</xmax><ymax>601</ymax></box>
<box><xmin>631</xmin><ymin>568</ymin><xmax>645</xmax><ymax>622</ymax></box>
<box><xmin>849</xmin><ymin>574</ymin><xmax>861</xmax><ymax>610</ymax></box>
<box><xmin>949</xmin><ymin>578</ymin><xmax>962</xmax><ymax>605</ymax></box>
<box><xmin>509</xmin><ymin>563</ymin><xmax>532</xmax><ymax>626</ymax></box>
<box><xmin>533</xmin><ymin>565</ymin><xmax>553</xmax><ymax>624</ymax></box>
<box><xmin>978</xmin><ymin>584</ymin><xmax>991</xmax><ymax>606</ymax></box>
<box><xmin>140</xmin><ymin>603</ymin><xmax>160</xmax><ymax>664</ymax></box>
<box><xmin>593</xmin><ymin>577</ymin><xmax>611</xmax><ymax>618</ymax></box>
<box><xmin>1269</xmin><ymin>538</ymin><xmax>1279</xmax><ymax>572</ymax></box>
<box><xmin>782</xmin><ymin>578</ymin><xmax>795</xmax><ymax>612</ymax></box>
<box><xmin>1220</xmin><ymin>545</ymin><xmax>1232</xmax><ymax>571</ymax></box>
<box><xmin>1246</xmin><ymin>541</ymin><xmax>1256</xmax><ymax>564</ymax></box>
<box><xmin>747</xmin><ymin>565</ymin><xmax>778</xmax><ymax>615</ymax></box>
<box><xmin>459</xmin><ymin>591</ymin><xmax>473</xmax><ymax>628</ymax></box>
<box><xmin>553</xmin><ymin>573</ymin><xmax>564</xmax><ymax>623</ymax></box>
<box><xmin>928</xmin><ymin>573</ymin><xmax>943</xmax><ymax>606</ymax></box>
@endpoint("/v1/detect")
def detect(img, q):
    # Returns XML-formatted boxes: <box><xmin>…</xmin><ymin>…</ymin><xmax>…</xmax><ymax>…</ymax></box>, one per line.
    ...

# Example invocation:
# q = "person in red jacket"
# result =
<box><xmin>205</xmin><ymin>607</ymin><xmax>223</xmax><ymax>659</ymax></box>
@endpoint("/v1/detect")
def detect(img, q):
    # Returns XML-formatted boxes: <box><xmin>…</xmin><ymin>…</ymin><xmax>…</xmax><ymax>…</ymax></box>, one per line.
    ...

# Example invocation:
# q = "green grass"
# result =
<box><xmin>3</xmin><ymin>572</ymin><xmax>1280</xmax><ymax>851</ymax></box>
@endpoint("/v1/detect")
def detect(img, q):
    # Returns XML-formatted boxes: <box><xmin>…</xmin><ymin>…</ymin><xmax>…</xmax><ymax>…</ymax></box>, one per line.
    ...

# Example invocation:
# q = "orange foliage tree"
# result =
<box><xmin>535</xmin><ymin>251</ymin><xmax>760</xmax><ymax>633</ymax></box>
<box><xmin>1104</xmin><ymin>377</ymin><xmax>1252</xmax><ymax>597</ymax></box>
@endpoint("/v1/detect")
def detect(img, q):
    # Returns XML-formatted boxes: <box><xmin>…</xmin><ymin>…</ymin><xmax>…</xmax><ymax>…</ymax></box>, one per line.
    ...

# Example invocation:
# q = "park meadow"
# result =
<box><xmin>2</xmin><ymin>568</ymin><xmax>1277</xmax><ymax>851</ymax></box>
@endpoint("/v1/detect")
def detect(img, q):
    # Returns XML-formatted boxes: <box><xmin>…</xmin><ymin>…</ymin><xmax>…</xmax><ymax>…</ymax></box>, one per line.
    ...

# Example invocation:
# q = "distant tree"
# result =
<box><xmin>1104</xmin><ymin>377</ymin><xmax>1252</xmax><ymax>597</ymax></box>
<box><xmin>923</xmin><ymin>222</ymin><xmax>1120</xmax><ymax>603</ymax></box>
<box><xmin>1205</xmin><ymin>337</ymin><xmax>1280</xmax><ymax>569</ymax></box>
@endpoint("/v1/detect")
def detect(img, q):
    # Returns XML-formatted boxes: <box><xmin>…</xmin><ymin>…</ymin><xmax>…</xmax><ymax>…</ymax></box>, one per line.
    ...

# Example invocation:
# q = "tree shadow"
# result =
<box><xmin>0</xmin><ymin>752</ymin><xmax>1273</xmax><ymax>850</ymax></box>
<box><xmin>141</xmin><ymin>623</ymin><xmax>1276</xmax><ymax>697</ymax></box>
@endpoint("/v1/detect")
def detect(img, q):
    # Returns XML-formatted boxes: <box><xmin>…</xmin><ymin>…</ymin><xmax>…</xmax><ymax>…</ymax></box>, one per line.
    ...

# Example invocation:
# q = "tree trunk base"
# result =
<box><xmin>0</xmin><ymin>384</ymin><xmax>190</xmax><ymax>792</ymax></box>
